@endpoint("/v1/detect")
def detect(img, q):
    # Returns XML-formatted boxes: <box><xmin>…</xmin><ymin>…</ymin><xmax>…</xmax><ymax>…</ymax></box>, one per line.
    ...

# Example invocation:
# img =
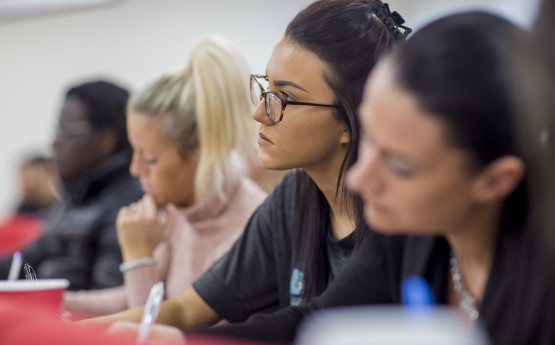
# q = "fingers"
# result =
<box><xmin>120</xmin><ymin>194</ymin><xmax>156</xmax><ymax>219</ymax></box>
<box><xmin>143</xmin><ymin>194</ymin><xmax>158</xmax><ymax>219</ymax></box>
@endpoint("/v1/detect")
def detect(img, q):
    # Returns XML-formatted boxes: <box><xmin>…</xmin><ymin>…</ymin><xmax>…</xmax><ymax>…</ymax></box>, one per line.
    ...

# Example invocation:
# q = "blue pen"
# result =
<box><xmin>402</xmin><ymin>275</ymin><xmax>434</xmax><ymax>308</ymax></box>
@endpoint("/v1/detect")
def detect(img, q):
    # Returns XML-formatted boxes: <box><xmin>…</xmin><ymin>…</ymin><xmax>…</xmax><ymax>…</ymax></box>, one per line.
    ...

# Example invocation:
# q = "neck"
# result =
<box><xmin>304</xmin><ymin>158</ymin><xmax>355</xmax><ymax>240</ymax></box>
<box><xmin>446</xmin><ymin>202</ymin><xmax>502</xmax><ymax>302</ymax></box>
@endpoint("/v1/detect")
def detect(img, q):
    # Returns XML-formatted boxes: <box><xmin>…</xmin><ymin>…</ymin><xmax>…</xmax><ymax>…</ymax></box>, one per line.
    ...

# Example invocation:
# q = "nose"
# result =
<box><xmin>129</xmin><ymin>152</ymin><xmax>142</xmax><ymax>177</ymax></box>
<box><xmin>251</xmin><ymin>100</ymin><xmax>275</xmax><ymax>125</ymax></box>
<box><xmin>346</xmin><ymin>145</ymin><xmax>383</xmax><ymax>195</ymax></box>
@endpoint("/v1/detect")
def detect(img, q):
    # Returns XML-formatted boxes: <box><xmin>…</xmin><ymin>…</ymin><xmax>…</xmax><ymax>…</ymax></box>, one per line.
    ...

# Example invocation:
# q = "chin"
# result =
<box><xmin>148</xmin><ymin>194</ymin><xmax>165</xmax><ymax>208</ymax></box>
<box><xmin>364</xmin><ymin>210</ymin><xmax>404</xmax><ymax>235</ymax></box>
<box><xmin>257</xmin><ymin>156</ymin><xmax>291</xmax><ymax>171</ymax></box>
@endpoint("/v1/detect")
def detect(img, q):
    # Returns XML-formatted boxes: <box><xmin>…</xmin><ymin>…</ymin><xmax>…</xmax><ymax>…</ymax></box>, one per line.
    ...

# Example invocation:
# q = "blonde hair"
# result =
<box><xmin>129</xmin><ymin>35</ymin><xmax>256</xmax><ymax>201</ymax></box>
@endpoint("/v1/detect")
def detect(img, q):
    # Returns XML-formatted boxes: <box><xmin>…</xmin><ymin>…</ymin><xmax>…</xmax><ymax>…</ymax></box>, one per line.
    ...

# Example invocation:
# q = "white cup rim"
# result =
<box><xmin>0</xmin><ymin>279</ymin><xmax>70</xmax><ymax>291</ymax></box>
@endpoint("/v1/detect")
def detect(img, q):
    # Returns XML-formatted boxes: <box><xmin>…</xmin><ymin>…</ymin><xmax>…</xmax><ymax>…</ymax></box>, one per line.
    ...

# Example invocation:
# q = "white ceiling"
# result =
<box><xmin>0</xmin><ymin>0</ymin><xmax>121</xmax><ymax>21</ymax></box>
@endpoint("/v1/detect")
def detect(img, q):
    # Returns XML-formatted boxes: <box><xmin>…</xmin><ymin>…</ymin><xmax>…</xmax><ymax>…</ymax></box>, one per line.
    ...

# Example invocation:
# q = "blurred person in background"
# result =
<box><xmin>0</xmin><ymin>153</ymin><xmax>61</xmax><ymax>254</ymax></box>
<box><xmin>0</xmin><ymin>80</ymin><xmax>142</xmax><ymax>290</ymax></box>
<box><xmin>64</xmin><ymin>35</ymin><xmax>267</xmax><ymax>317</ymax></box>
<box><xmin>15</xmin><ymin>153</ymin><xmax>61</xmax><ymax>218</ymax></box>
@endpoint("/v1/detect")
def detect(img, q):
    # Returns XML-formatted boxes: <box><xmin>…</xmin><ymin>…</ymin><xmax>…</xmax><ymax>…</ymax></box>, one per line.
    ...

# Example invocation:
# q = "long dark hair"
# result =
<box><xmin>390</xmin><ymin>12</ymin><xmax>555</xmax><ymax>345</ymax></box>
<box><xmin>286</xmin><ymin>0</ymin><xmax>409</xmax><ymax>303</ymax></box>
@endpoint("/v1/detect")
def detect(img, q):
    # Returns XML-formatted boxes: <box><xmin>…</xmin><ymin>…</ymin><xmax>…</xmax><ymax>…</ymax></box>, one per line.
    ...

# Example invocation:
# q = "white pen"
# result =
<box><xmin>137</xmin><ymin>281</ymin><xmax>165</xmax><ymax>344</ymax></box>
<box><xmin>8</xmin><ymin>251</ymin><xmax>22</xmax><ymax>281</ymax></box>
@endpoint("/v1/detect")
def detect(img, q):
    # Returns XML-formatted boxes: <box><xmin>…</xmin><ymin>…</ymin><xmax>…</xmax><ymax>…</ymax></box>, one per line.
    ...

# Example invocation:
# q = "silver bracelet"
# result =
<box><xmin>119</xmin><ymin>257</ymin><xmax>157</xmax><ymax>273</ymax></box>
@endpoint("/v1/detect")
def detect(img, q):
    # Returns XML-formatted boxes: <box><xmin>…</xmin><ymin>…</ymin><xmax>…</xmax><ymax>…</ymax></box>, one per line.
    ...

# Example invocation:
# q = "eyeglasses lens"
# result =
<box><xmin>265</xmin><ymin>92</ymin><xmax>282</xmax><ymax>122</ymax></box>
<box><xmin>250</xmin><ymin>77</ymin><xmax>263</xmax><ymax>106</ymax></box>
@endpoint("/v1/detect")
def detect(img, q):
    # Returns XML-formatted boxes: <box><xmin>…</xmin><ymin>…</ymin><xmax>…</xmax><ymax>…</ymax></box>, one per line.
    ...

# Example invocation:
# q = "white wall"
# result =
<box><xmin>0</xmin><ymin>0</ymin><xmax>540</xmax><ymax>217</ymax></box>
<box><xmin>0</xmin><ymin>0</ymin><xmax>308</xmax><ymax>217</ymax></box>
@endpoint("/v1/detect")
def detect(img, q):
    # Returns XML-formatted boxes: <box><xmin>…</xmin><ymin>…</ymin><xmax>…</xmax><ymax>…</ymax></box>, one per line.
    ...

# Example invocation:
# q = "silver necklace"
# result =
<box><xmin>450</xmin><ymin>251</ymin><xmax>480</xmax><ymax>321</ymax></box>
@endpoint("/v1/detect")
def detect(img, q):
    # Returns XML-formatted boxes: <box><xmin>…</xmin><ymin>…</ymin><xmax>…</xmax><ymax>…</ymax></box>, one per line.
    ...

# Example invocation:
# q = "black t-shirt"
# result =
<box><xmin>202</xmin><ymin>227</ymin><xmax>555</xmax><ymax>345</ymax></box>
<box><xmin>193</xmin><ymin>172</ymin><xmax>355</xmax><ymax>322</ymax></box>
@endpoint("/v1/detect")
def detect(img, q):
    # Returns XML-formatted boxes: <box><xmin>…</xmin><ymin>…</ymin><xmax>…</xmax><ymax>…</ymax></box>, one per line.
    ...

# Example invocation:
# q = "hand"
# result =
<box><xmin>106</xmin><ymin>321</ymin><xmax>186</xmax><ymax>345</ymax></box>
<box><xmin>117</xmin><ymin>194</ymin><xmax>176</xmax><ymax>261</ymax></box>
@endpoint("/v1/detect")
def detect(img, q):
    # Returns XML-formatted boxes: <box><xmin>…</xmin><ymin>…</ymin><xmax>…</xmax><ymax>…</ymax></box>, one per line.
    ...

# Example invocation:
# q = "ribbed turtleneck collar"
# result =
<box><xmin>175</xmin><ymin>172</ymin><xmax>242</xmax><ymax>224</ymax></box>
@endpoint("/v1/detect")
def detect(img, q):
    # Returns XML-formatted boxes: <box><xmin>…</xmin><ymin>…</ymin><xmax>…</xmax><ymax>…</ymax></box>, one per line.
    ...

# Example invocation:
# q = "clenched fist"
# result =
<box><xmin>117</xmin><ymin>194</ymin><xmax>176</xmax><ymax>261</ymax></box>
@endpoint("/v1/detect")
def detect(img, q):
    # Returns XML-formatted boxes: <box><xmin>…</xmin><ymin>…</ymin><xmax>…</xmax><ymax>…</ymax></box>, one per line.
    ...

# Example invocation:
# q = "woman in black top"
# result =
<box><xmin>203</xmin><ymin>11</ymin><xmax>555</xmax><ymax>345</ymax></box>
<box><xmin>86</xmin><ymin>0</ymin><xmax>412</xmax><ymax>332</ymax></box>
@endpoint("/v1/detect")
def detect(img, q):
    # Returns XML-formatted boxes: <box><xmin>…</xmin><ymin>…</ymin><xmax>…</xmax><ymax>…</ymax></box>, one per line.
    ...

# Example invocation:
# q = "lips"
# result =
<box><xmin>258</xmin><ymin>132</ymin><xmax>274</xmax><ymax>146</ymax></box>
<box><xmin>140</xmin><ymin>180</ymin><xmax>151</xmax><ymax>193</ymax></box>
<box><xmin>368</xmin><ymin>201</ymin><xmax>388</xmax><ymax>214</ymax></box>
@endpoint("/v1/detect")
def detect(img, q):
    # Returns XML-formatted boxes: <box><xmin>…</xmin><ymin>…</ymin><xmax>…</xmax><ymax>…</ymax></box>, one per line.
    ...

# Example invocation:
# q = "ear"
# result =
<box><xmin>340</xmin><ymin>129</ymin><xmax>350</xmax><ymax>145</ymax></box>
<box><xmin>96</xmin><ymin>127</ymin><xmax>118</xmax><ymax>157</ymax></box>
<box><xmin>472</xmin><ymin>156</ymin><xmax>525</xmax><ymax>203</ymax></box>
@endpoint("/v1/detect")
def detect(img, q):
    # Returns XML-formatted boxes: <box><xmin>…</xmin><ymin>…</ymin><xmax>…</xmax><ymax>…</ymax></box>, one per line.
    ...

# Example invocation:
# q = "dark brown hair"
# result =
<box><xmin>286</xmin><ymin>0</ymin><xmax>409</xmax><ymax>303</ymax></box>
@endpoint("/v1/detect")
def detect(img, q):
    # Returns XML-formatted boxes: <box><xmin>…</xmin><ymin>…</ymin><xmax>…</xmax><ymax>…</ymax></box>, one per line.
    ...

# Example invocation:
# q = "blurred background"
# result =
<box><xmin>0</xmin><ymin>0</ymin><xmax>541</xmax><ymax>217</ymax></box>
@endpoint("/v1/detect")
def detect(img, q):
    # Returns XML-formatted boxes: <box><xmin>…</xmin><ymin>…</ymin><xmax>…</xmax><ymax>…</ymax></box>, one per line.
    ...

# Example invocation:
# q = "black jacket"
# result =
<box><xmin>0</xmin><ymin>152</ymin><xmax>142</xmax><ymax>290</ymax></box>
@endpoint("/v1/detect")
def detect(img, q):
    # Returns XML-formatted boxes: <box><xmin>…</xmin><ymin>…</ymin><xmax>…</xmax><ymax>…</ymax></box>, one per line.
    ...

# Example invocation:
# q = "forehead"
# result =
<box><xmin>266</xmin><ymin>39</ymin><xmax>328</xmax><ymax>90</ymax></box>
<box><xmin>59</xmin><ymin>95</ymin><xmax>90</xmax><ymax>123</ymax></box>
<box><xmin>362</xmin><ymin>59</ymin><xmax>450</xmax><ymax>161</ymax></box>
<box><xmin>127</xmin><ymin>111</ymin><xmax>172</xmax><ymax>143</ymax></box>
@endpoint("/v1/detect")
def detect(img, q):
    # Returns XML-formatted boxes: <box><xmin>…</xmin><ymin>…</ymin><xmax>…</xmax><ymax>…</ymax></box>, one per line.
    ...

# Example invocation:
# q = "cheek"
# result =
<box><xmin>150</xmin><ymin>166</ymin><xmax>172</xmax><ymax>189</ymax></box>
<box><xmin>384</xmin><ymin>178</ymin><xmax>476</xmax><ymax>233</ymax></box>
<box><xmin>287</xmin><ymin>116</ymin><xmax>343</xmax><ymax>159</ymax></box>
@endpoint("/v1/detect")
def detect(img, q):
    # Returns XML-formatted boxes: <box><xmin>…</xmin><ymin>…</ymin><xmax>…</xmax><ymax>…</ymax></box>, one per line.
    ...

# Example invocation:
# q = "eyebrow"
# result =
<box><xmin>383</xmin><ymin>150</ymin><xmax>418</xmax><ymax>167</ymax></box>
<box><xmin>272</xmin><ymin>80</ymin><xmax>309</xmax><ymax>93</ymax></box>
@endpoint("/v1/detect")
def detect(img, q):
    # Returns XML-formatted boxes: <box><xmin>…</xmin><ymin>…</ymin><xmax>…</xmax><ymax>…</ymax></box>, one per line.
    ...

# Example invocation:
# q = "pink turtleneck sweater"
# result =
<box><xmin>63</xmin><ymin>175</ymin><xmax>266</xmax><ymax>316</ymax></box>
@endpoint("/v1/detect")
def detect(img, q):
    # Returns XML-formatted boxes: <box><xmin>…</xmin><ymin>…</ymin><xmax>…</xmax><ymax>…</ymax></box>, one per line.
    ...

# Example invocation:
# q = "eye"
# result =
<box><xmin>143</xmin><ymin>154</ymin><xmax>157</xmax><ymax>165</ymax></box>
<box><xmin>387</xmin><ymin>159</ymin><xmax>414</xmax><ymax>178</ymax></box>
<box><xmin>280</xmin><ymin>90</ymin><xmax>295</xmax><ymax>101</ymax></box>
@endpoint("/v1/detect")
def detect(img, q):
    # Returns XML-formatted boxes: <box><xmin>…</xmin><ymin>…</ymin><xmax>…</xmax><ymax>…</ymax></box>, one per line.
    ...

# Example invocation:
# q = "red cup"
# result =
<box><xmin>0</xmin><ymin>279</ymin><xmax>69</xmax><ymax>314</ymax></box>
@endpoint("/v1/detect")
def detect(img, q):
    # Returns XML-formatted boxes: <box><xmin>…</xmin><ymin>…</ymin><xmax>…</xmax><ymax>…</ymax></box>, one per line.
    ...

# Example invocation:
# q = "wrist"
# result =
<box><xmin>119</xmin><ymin>257</ymin><xmax>157</xmax><ymax>273</ymax></box>
<box><xmin>122</xmin><ymin>248</ymin><xmax>155</xmax><ymax>262</ymax></box>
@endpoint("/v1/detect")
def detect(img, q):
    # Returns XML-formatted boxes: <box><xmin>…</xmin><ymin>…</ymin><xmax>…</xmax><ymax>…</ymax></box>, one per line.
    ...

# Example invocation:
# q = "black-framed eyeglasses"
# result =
<box><xmin>55</xmin><ymin>120</ymin><xmax>95</xmax><ymax>139</ymax></box>
<box><xmin>250</xmin><ymin>74</ymin><xmax>338</xmax><ymax>123</ymax></box>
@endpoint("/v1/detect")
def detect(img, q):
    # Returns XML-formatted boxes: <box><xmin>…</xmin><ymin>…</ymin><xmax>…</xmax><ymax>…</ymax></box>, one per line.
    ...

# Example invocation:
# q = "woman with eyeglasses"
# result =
<box><xmin>83</xmin><ymin>0</ymin><xmax>411</xmax><ymax>332</ymax></box>
<box><xmin>64</xmin><ymin>35</ymin><xmax>267</xmax><ymax>317</ymax></box>
<box><xmin>197</xmin><ymin>11</ymin><xmax>555</xmax><ymax>345</ymax></box>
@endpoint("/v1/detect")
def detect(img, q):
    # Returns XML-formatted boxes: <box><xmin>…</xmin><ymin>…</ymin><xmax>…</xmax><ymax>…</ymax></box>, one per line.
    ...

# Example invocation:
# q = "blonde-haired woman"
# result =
<box><xmin>64</xmin><ymin>35</ymin><xmax>267</xmax><ymax>316</ymax></box>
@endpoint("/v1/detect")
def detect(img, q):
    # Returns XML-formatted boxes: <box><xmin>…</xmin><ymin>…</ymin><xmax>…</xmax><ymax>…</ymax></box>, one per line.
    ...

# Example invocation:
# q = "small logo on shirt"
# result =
<box><xmin>290</xmin><ymin>268</ymin><xmax>304</xmax><ymax>306</ymax></box>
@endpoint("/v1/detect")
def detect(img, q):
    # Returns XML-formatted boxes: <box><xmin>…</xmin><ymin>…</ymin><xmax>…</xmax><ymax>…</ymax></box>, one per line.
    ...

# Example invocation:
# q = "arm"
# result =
<box><xmin>80</xmin><ymin>286</ymin><xmax>219</xmax><ymax>330</ymax></box>
<box><xmin>64</xmin><ymin>286</ymin><xmax>129</xmax><ymax>316</ymax></box>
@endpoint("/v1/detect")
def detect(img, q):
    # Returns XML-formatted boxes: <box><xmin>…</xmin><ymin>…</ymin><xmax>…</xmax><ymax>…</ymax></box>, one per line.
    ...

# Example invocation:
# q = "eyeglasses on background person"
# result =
<box><xmin>54</xmin><ymin>120</ymin><xmax>95</xmax><ymax>139</ymax></box>
<box><xmin>250</xmin><ymin>74</ymin><xmax>338</xmax><ymax>123</ymax></box>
